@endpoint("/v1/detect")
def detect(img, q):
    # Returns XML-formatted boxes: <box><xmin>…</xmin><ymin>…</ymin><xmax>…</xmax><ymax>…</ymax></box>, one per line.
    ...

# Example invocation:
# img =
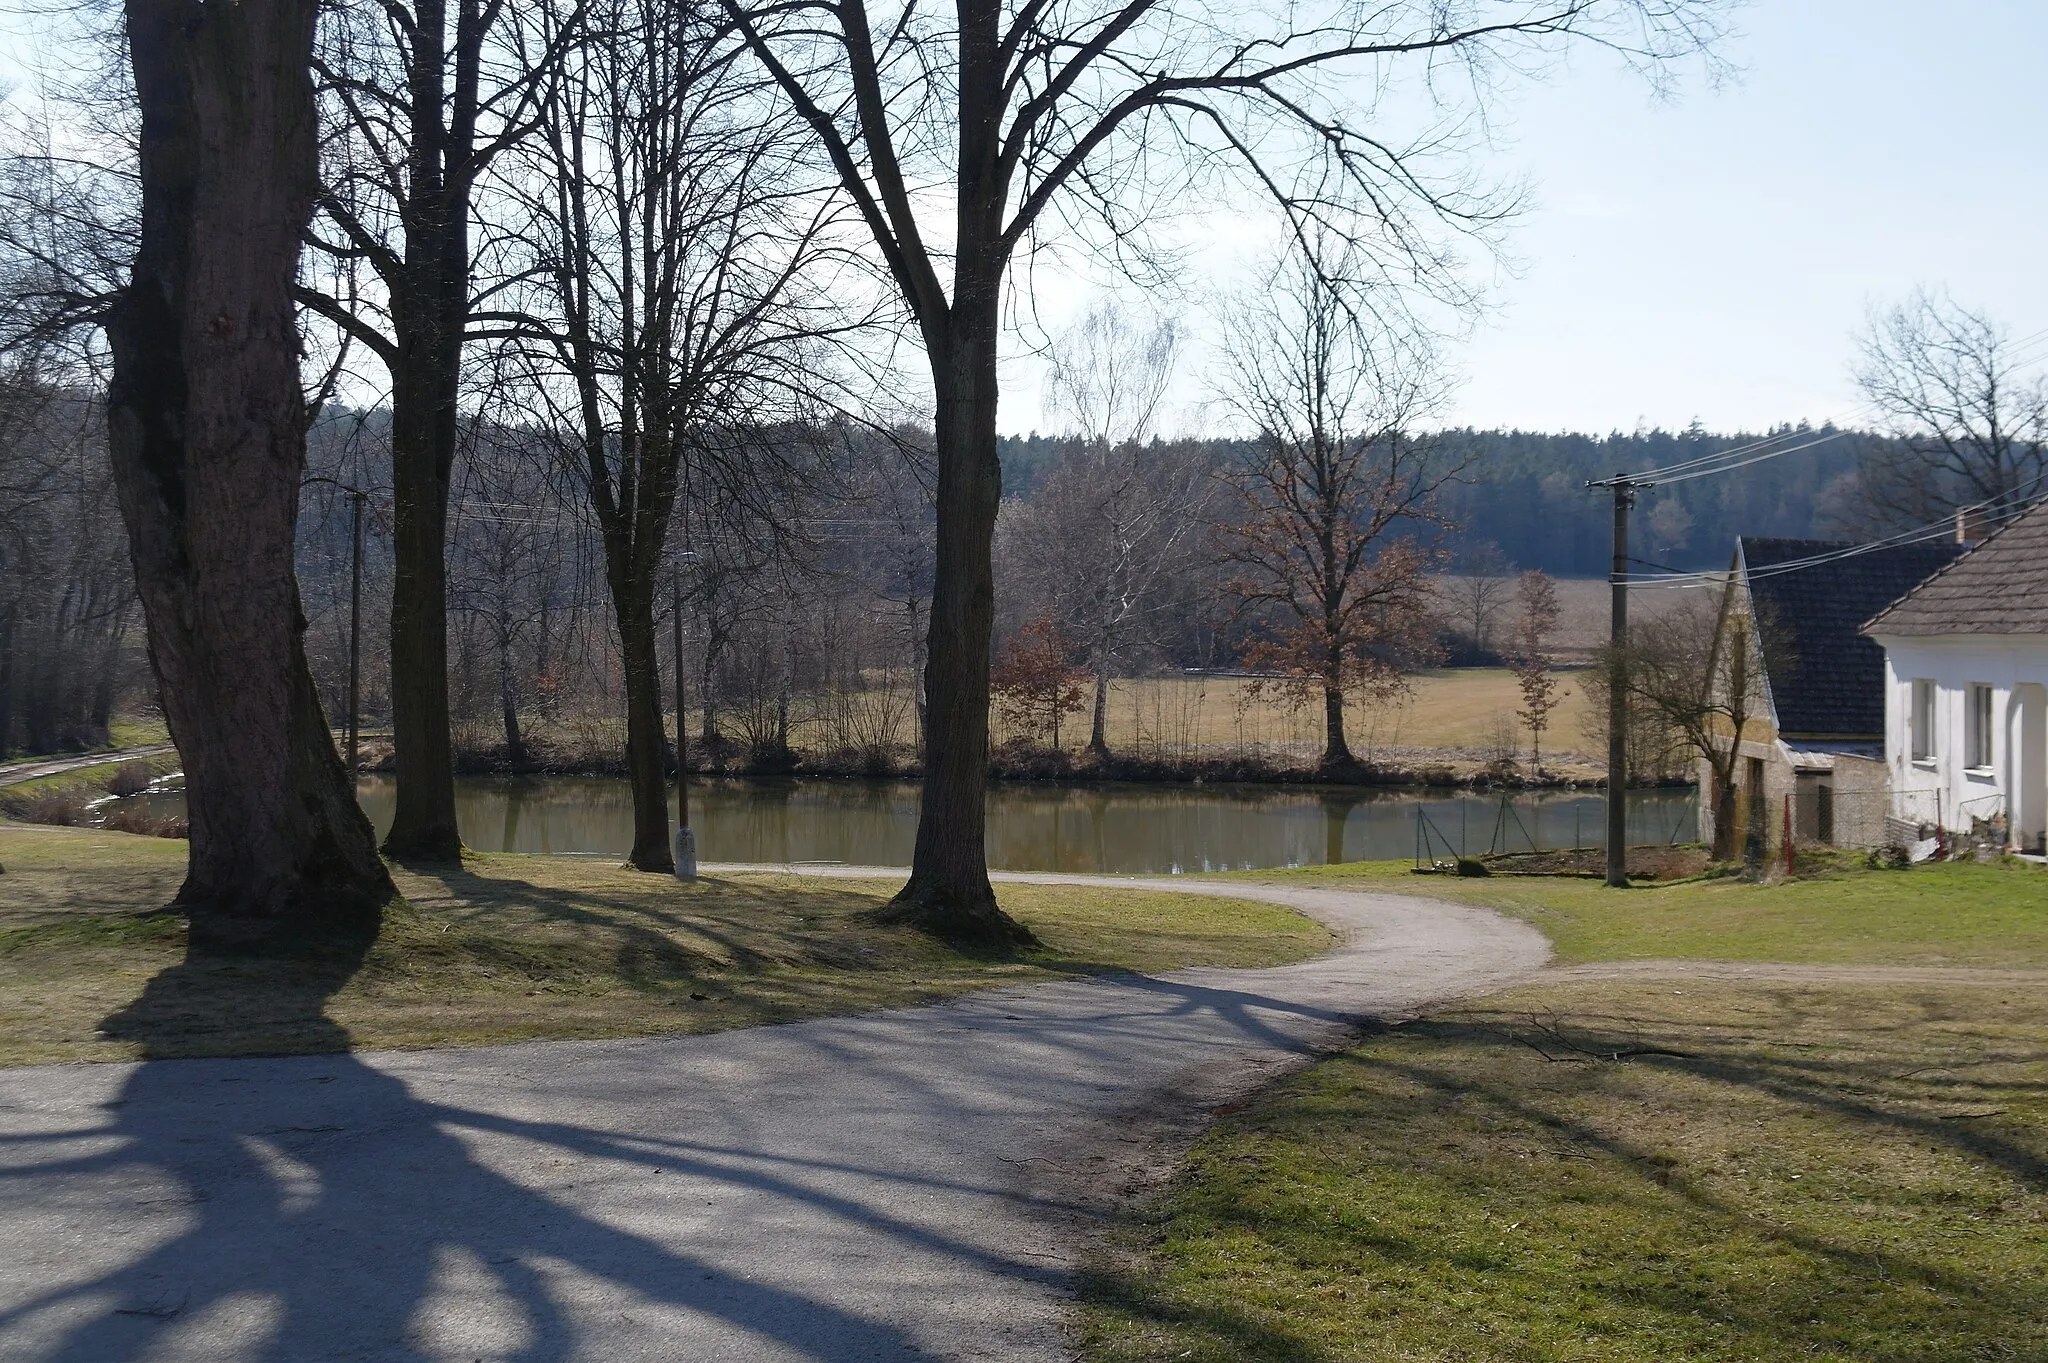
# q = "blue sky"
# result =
<box><xmin>5</xmin><ymin>2</ymin><xmax>2039</xmax><ymax>439</ymax></box>
<box><xmin>1005</xmin><ymin>0</ymin><xmax>2048</xmax><ymax>437</ymax></box>
<box><xmin>1441</xmin><ymin>0</ymin><xmax>2048</xmax><ymax>435</ymax></box>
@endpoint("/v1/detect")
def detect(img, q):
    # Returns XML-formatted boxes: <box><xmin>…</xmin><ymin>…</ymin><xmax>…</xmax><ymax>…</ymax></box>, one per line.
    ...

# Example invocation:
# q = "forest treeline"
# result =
<box><xmin>3</xmin><ymin>383</ymin><xmax>1869</xmax><ymax>762</ymax></box>
<box><xmin>1005</xmin><ymin>423</ymin><xmax>1867</xmax><ymax>576</ymax></box>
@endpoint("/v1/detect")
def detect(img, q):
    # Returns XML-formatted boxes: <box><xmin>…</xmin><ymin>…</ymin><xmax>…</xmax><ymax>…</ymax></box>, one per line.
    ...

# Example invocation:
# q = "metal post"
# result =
<box><xmin>346</xmin><ymin>490</ymin><xmax>363</xmax><ymax>777</ymax></box>
<box><xmin>672</xmin><ymin>573</ymin><xmax>696</xmax><ymax>881</ymax></box>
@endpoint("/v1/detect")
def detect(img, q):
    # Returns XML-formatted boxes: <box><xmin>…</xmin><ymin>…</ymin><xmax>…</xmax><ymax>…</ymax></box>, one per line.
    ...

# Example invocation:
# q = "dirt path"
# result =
<box><xmin>0</xmin><ymin>871</ymin><xmax>1547</xmax><ymax>1363</ymax></box>
<box><xmin>1536</xmin><ymin>958</ymin><xmax>2048</xmax><ymax>988</ymax></box>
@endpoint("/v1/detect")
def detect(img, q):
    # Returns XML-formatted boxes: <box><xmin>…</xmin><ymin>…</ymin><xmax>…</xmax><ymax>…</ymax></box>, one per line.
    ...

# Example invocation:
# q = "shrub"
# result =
<box><xmin>3</xmin><ymin>791</ymin><xmax>93</xmax><ymax>826</ymax></box>
<box><xmin>101</xmin><ymin>807</ymin><xmax>189</xmax><ymax>839</ymax></box>
<box><xmin>101</xmin><ymin>762</ymin><xmax>154</xmax><ymax>798</ymax></box>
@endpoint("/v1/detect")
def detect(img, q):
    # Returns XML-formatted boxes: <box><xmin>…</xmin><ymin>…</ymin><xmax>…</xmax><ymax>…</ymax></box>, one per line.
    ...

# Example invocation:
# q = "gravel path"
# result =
<box><xmin>0</xmin><ymin>871</ymin><xmax>1547</xmax><ymax>1363</ymax></box>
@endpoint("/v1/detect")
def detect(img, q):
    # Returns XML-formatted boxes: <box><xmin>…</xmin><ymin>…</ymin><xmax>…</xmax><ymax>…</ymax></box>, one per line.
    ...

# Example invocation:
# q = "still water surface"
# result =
<box><xmin>346</xmin><ymin>776</ymin><xmax>1694</xmax><ymax>873</ymax></box>
<box><xmin>113</xmin><ymin>776</ymin><xmax>1695</xmax><ymax>873</ymax></box>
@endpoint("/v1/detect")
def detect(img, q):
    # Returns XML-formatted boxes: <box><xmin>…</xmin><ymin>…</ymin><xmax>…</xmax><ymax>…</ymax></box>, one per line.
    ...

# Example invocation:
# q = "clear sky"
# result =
<box><xmin>1003</xmin><ymin>0</ymin><xmax>2048</xmax><ymax>438</ymax></box>
<box><xmin>6</xmin><ymin>3</ymin><xmax>2040</xmax><ymax>440</ymax></box>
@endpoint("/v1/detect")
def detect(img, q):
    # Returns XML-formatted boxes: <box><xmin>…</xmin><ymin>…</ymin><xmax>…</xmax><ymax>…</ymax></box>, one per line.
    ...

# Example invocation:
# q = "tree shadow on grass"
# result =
<box><xmin>0</xmin><ymin>911</ymin><xmax>963</xmax><ymax>1362</ymax></box>
<box><xmin>1091</xmin><ymin>1001</ymin><xmax>2048</xmax><ymax>1363</ymax></box>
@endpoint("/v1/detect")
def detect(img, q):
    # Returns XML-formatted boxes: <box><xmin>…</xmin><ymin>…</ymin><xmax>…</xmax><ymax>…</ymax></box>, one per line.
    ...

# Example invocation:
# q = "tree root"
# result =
<box><xmin>874</xmin><ymin>879</ymin><xmax>1040</xmax><ymax>948</ymax></box>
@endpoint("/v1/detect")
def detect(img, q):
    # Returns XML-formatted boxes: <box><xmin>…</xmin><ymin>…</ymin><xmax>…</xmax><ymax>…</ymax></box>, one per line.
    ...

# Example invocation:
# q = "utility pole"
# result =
<box><xmin>671</xmin><ymin>559</ymin><xmax>698</xmax><ymax>881</ymax></box>
<box><xmin>1587</xmin><ymin>475</ymin><xmax>1652</xmax><ymax>888</ymax></box>
<box><xmin>305</xmin><ymin>475</ymin><xmax>370</xmax><ymax>777</ymax></box>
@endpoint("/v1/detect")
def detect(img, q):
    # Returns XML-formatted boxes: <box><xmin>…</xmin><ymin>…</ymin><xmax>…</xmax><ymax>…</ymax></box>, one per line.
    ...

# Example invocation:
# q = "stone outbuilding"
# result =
<box><xmin>1698</xmin><ymin>535</ymin><xmax>1961</xmax><ymax>854</ymax></box>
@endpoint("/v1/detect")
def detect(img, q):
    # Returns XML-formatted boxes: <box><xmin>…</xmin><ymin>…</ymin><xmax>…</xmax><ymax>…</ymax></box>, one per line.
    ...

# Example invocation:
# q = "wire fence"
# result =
<box><xmin>1413</xmin><ymin>788</ymin><xmax>1700</xmax><ymax>868</ymax></box>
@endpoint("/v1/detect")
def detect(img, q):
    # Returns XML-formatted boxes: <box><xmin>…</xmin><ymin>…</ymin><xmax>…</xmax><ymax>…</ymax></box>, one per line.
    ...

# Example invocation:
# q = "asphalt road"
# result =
<box><xmin>0</xmin><ymin>872</ymin><xmax>1548</xmax><ymax>1363</ymax></box>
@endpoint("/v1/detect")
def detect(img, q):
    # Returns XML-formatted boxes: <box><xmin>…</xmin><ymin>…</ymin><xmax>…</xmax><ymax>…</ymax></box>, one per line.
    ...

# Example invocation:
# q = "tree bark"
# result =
<box><xmin>377</xmin><ymin>0</ymin><xmax>475</xmax><ymax>862</ymax></box>
<box><xmin>1322</xmin><ymin>682</ymin><xmax>1352</xmax><ymax>766</ymax></box>
<box><xmin>880</xmin><ymin>312</ymin><xmax>1034</xmax><ymax>945</ymax></box>
<box><xmin>107</xmin><ymin>0</ymin><xmax>392</xmax><ymax>940</ymax></box>
<box><xmin>1088</xmin><ymin>653</ymin><xmax>1110</xmax><ymax>758</ymax></box>
<box><xmin>609</xmin><ymin>577</ymin><xmax>674</xmax><ymax>871</ymax></box>
<box><xmin>382</xmin><ymin>350</ymin><xmax>462</xmax><ymax>857</ymax></box>
<box><xmin>496</xmin><ymin>620</ymin><xmax>525</xmax><ymax>764</ymax></box>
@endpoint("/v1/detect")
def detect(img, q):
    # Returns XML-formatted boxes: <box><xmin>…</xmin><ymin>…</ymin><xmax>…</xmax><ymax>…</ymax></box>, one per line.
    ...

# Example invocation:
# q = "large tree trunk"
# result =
<box><xmin>107</xmin><ymin>0</ymin><xmax>392</xmax><ymax>940</ymax></box>
<box><xmin>1322</xmin><ymin>680</ymin><xmax>1352</xmax><ymax>766</ymax></box>
<box><xmin>382</xmin><ymin>364</ymin><xmax>462</xmax><ymax>857</ymax></box>
<box><xmin>881</xmin><ymin>314</ymin><xmax>1034</xmax><ymax>945</ymax></box>
<box><xmin>1710</xmin><ymin>763</ymin><xmax>1738</xmax><ymax>861</ymax></box>
<box><xmin>609</xmin><ymin>573</ymin><xmax>674</xmax><ymax>872</ymax></box>
<box><xmin>1088</xmin><ymin>651</ymin><xmax>1110</xmax><ymax>758</ymax></box>
<box><xmin>379</xmin><ymin>0</ymin><xmax>472</xmax><ymax>862</ymax></box>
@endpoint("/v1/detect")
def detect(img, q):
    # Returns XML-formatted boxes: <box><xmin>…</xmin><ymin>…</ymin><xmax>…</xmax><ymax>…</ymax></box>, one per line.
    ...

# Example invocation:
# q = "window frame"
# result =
<box><xmin>1909</xmin><ymin>678</ymin><xmax>1936</xmax><ymax>763</ymax></box>
<box><xmin>1966</xmin><ymin>682</ymin><xmax>1996</xmax><ymax>772</ymax></box>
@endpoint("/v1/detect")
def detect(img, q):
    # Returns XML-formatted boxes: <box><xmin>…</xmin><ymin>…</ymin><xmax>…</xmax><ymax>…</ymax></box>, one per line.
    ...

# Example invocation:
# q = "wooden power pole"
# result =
<box><xmin>1588</xmin><ymin>476</ymin><xmax>1651</xmax><ymax>888</ymax></box>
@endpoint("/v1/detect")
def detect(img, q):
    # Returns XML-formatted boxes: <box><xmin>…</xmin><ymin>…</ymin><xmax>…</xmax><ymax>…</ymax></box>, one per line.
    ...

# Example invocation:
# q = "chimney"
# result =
<box><xmin>1956</xmin><ymin>507</ymin><xmax>1990</xmax><ymax>545</ymax></box>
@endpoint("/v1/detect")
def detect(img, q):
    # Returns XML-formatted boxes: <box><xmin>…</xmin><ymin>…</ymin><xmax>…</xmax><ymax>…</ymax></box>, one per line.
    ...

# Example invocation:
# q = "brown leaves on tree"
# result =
<box><xmin>990</xmin><ymin>616</ymin><xmax>1089</xmax><ymax>752</ymax></box>
<box><xmin>1213</xmin><ymin>247</ymin><xmax>1458</xmax><ymax>766</ymax></box>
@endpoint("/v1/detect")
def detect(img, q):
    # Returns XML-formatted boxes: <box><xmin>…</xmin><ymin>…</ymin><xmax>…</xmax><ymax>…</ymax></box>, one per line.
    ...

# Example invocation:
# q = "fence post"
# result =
<box><xmin>1783</xmin><ymin>794</ymin><xmax>1794</xmax><ymax>877</ymax></box>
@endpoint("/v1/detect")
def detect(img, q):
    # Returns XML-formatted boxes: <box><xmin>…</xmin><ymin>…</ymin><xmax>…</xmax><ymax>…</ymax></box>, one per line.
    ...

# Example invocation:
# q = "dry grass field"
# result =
<box><xmin>1012</xmin><ymin>668</ymin><xmax>1604</xmax><ymax>769</ymax></box>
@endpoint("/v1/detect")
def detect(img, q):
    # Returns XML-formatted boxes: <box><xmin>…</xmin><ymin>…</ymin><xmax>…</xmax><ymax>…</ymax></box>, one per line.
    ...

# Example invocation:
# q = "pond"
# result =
<box><xmin>109</xmin><ymin>776</ymin><xmax>1699</xmax><ymax>875</ymax></box>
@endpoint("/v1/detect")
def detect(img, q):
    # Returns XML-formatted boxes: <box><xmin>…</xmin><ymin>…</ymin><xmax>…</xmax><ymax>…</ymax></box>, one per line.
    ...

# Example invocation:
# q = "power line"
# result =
<box><xmin>1623</xmin><ymin>470</ymin><xmax>2048</xmax><ymax>589</ymax></box>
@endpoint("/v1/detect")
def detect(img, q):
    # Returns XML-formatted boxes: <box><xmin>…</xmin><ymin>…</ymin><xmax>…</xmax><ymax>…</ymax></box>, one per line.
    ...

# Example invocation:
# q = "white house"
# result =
<box><xmin>1863</xmin><ymin>502</ymin><xmax>2048</xmax><ymax>854</ymax></box>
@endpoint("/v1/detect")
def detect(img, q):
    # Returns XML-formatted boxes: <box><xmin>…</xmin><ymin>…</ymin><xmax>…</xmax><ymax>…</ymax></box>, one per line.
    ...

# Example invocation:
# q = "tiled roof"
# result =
<box><xmin>1863</xmin><ymin>500</ymin><xmax>2048</xmax><ymax>636</ymax></box>
<box><xmin>1741</xmin><ymin>537</ymin><xmax>1962</xmax><ymax>738</ymax></box>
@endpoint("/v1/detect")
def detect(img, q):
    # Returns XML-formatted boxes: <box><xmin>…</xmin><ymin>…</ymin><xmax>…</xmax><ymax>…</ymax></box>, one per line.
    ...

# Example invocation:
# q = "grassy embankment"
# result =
<box><xmin>0</xmin><ymin>823</ymin><xmax>1329</xmax><ymax>1066</ymax></box>
<box><xmin>1084</xmin><ymin>857</ymin><xmax>2048</xmax><ymax>1363</ymax></box>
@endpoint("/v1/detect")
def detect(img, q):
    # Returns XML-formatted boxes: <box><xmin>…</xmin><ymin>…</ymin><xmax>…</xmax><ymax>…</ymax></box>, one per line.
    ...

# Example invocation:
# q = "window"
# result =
<box><xmin>1967</xmin><ymin>683</ymin><xmax>1995</xmax><ymax>770</ymax></box>
<box><xmin>1910</xmin><ymin>679</ymin><xmax>1936</xmax><ymax>762</ymax></box>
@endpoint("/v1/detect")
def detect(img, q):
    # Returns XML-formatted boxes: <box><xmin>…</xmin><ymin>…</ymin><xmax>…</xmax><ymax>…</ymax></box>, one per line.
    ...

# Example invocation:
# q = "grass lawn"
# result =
<box><xmin>1083</xmin><ymin>979</ymin><xmax>2048</xmax><ymax>1363</ymax></box>
<box><xmin>1081</xmin><ymin>858</ymin><xmax>2048</xmax><ymax>1362</ymax></box>
<box><xmin>1251</xmin><ymin>855</ymin><xmax>2048</xmax><ymax>968</ymax></box>
<box><xmin>0</xmin><ymin>823</ymin><xmax>1330</xmax><ymax>1066</ymax></box>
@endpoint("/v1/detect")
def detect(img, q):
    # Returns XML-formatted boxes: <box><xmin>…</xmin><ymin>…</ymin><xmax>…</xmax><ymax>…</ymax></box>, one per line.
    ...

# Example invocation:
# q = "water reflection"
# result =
<box><xmin>107</xmin><ymin>775</ymin><xmax>1695</xmax><ymax>874</ymax></box>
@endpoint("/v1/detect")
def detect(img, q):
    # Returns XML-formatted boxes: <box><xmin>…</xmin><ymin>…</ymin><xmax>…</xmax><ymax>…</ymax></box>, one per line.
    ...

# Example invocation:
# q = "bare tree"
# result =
<box><xmin>105</xmin><ymin>0</ymin><xmax>391</xmax><ymax>934</ymax></box>
<box><xmin>0</xmin><ymin>379</ymin><xmax>138</xmax><ymax>755</ymax></box>
<box><xmin>447</xmin><ymin>420</ymin><xmax>578</xmax><ymax>764</ymax></box>
<box><xmin>1215</xmin><ymin>247</ymin><xmax>1458</xmax><ymax>768</ymax></box>
<box><xmin>1008</xmin><ymin>302</ymin><xmax>1209</xmax><ymax>757</ymax></box>
<box><xmin>1438</xmin><ymin>539</ymin><xmax>1512</xmax><ymax>663</ymax></box>
<box><xmin>720</xmin><ymin>0</ymin><xmax>1726</xmax><ymax>940</ymax></box>
<box><xmin>304</xmin><ymin>0</ymin><xmax>580</xmax><ymax>858</ymax></box>
<box><xmin>1507</xmin><ymin>568</ymin><xmax>1563</xmax><ymax>771</ymax></box>
<box><xmin>485</xmin><ymin>0</ymin><xmax>855</xmax><ymax>868</ymax></box>
<box><xmin>1593</xmin><ymin>590</ymin><xmax>1768</xmax><ymax>860</ymax></box>
<box><xmin>1847</xmin><ymin>290</ymin><xmax>2048</xmax><ymax>531</ymax></box>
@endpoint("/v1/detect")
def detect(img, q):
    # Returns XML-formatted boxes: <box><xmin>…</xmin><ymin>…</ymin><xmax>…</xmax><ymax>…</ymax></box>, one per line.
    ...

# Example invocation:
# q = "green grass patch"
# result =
<box><xmin>1241</xmin><ymin>856</ymin><xmax>2048</xmax><ymax>968</ymax></box>
<box><xmin>1083</xmin><ymin>979</ymin><xmax>2048</xmax><ymax>1363</ymax></box>
<box><xmin>0</xmin><ymin>825</ymin><xmax>1330</xmax><ymax>1065</ymax></box>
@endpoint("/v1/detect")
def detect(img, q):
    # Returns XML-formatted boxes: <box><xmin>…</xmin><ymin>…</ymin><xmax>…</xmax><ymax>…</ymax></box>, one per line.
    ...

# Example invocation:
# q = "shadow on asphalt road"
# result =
<box><xmin>5</xmin><ymin>920</ymin><xmax>942</xmax><ymax>1361</ymax></box>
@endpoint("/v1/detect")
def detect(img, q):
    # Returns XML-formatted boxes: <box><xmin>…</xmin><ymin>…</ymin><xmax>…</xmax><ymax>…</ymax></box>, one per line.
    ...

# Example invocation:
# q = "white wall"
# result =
<box><xmin>1875</xmin><ymin>633</ymin><xmax>2048</xmax><ymax>845</ymax></box>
